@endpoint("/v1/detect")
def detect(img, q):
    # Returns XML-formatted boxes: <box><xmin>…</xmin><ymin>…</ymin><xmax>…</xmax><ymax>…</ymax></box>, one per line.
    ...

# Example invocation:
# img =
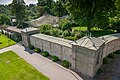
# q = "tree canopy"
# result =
<box><xmin>10</xmin><ymin>0</ymin><xmax>26</xmax><ymax>22</ymax></box>
<box><xmin>63</xmin><ymin>0</ymin><xmax>117</xmax><ymax>32</ymax></box>
<box><xmin>0</xmin><ymin>14</ymin><xmax>10</xmax><ymax>25</ymax></box>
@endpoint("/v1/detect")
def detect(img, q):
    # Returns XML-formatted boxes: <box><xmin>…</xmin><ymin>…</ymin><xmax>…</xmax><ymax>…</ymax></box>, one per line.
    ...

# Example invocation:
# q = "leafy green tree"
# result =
<box><xmin>39</xmin><ymin>24</ymin><xmax>52</xmax><ymax>34</ymax></box>
<box><xmin>0</xmin><ymin>5</ymin><xmax>11</xmax><ymax>16</ymax></box>
<box><xmin>50</xmin><ymin>28</ymin><xmax>62</xmax><ymax>37</ymax></box>
<box><xmin>10</xmin><ymin>0</ymin><xmax>26</xmax><ymax>23</ymax></box>
<box><xmin>63</xmin><ymin>0</ymin><xmax>117</xmax><ymax>32</ymax></box>
<box><xmin>37</xmin><ymin>0</ymin><xmax>53</xmax><ymax>14</ymax></box>
<box><xmin>59</xmin><ymin>20</ymin><xmax>72</xmax><ymax>31</ymax></box>
<box><xmin>37</xmin><ymin>6</ymin><xmax>45</xmax><ymax>17</ymax></box>
<box><xmin>0</xmin><ymin>14</ymin><xmax>10</xmax><ymax>25</ymax></box>
<box><xmin>50</xmin><ymin>1</ymin><xmax>68</xmax><ymax>17</ymax></box>
<box><xmin>62</xmin><ymin>30</ymin><xmax>70</xmax><ymax>37</ymax></box>
<box><xmin>115</xmin><ymin>0</ymin><xmax>120</xmax><ymax>17</ymax></box>
<box><xmin>110</xmin><ymin>17</ymin><xmax>120</xmax><ymax>32</ymax></box>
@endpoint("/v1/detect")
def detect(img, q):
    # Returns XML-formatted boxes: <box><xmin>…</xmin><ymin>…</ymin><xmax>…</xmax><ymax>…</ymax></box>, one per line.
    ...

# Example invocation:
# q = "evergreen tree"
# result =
<box><xmin>10</xmin><ymin>0</ymin><xmax>26</xmax><ymax>22</ymax></box>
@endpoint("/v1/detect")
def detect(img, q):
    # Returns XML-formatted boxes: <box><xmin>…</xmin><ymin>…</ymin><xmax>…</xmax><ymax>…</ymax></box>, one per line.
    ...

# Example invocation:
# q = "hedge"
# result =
<box><xmin>103</xmin><ymin>57</ymin><xmax>109</xmax><ymax>64</ymax></box>
<box><xmin>108</xmin><ymin>53</ymin><xmax>115</xmax><ymax>58</ymax></box>
<box><xmin>28</xmin><ymin>44</ymin><xmax>34</xmax><ymax>50</ymax></box>
<box><xmin>34</xmin><ymin>48</ymin><xmax>41</xmax><ymax>53</ymax></box>
<box><xmin>42</xmin><ymin>51</ymin><xmax>49</xmax><ymax>57</ymax></box>
<box><xmin>52</xmin><ymin>56</ymin><xmax>59</xmax><ymax>62</ymax></box>
<box><xmin>61</xmin><ymin>60</ymin><xmax>71</xmax><ymax>68</ymax></box>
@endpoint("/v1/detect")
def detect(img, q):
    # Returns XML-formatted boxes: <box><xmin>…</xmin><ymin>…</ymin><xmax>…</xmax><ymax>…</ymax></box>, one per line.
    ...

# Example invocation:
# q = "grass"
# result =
<box><xmin>72</xmin><ymin>26</ymin><xmax>87</xmax><ymax>31</ymax></box>
<box><xmin>0</xmin><ymin>34</ymin><xmax>16</xmax><ymax>49</ymax></box>
<box><xmin>0</xmin><ymin>51</ymin><xmax>49</xmax><ymax>80</ymax></box>
<box><xmin>72</xmin><ymin>27</ymin><xmax>116</xmax><ymax>37</ymax></box>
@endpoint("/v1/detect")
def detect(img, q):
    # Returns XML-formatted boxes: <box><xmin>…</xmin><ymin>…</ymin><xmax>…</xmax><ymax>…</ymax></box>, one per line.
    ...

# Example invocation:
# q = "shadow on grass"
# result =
<box><xmin>91</xmin><ymin>30</ymin><xmax>116</xmax><ymax>37</ymax></box>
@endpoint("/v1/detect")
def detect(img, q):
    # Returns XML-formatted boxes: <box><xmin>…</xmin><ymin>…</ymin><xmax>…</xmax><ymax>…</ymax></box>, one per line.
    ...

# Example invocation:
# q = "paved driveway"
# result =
<box><xmin>0</xmin><ymin>43</ymin><xmax>83</xmax><ymax>80</ymax></box>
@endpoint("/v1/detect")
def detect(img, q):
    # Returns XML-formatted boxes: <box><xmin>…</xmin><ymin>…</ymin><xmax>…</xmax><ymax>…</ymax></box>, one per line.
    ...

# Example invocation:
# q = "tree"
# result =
<box><xmin>0</xmin><ymin>14</ymin><xmax>10</xmax><ymax>25</ymax></box>
<box><xmin>10</xmin><ymin>0</ymin><xmax>26</xmax><ymax>23</ymax></box>
<box><xmin>59</xmin><ymin>20</ymin><xmax>72</xmax><ymax>31</ymax></box>
<box><xmin>110</xmin><ymin>17</ymin><xmax>120</xmax><ymax>32</ymax></box>
<box><xmin>115</xmin><ymin>0</ymin><xmax>120</xmax><ymax>17</ymax></box>
<box><xmin>63</xmin><ymin>0</ymin><xmax>117</xmax><ymax>32</ymax></box>
<box><xmin>50</xmin><ymin>0</ymin><xmax>68</xmax><ymax>17</ymax></box>
<box><xmin>39</xmin><ymin>24</ymin><xmax>52</xmax><ymax>34</ymax></box>
<box><xmin>37</xmin><ymin>0</ymin><xmax>53</xmax><ymax>15</ymax></box>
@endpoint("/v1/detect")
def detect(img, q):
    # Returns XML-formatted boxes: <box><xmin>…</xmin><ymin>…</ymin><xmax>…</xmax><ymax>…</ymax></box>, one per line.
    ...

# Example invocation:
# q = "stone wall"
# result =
<box><xmin>103</xmin><ymin>39</ymin><xmax>120</xmax><ymax>58</ymax></box>
<box><xmin>30</xmin><ymin>34</ymin><xmax>74</xmax><ymax>68</ymax></box>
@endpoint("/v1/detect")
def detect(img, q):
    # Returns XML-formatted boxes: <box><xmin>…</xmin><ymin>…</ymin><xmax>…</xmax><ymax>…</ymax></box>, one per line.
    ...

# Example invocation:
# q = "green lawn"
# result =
<box><xmin>0</xmin><ymin>51</ymin><xmax>49</xmax><ymax>80</ymax></box>
<box><xmin>0</xmin><ymin>34</ymin><xmax>16</xmax><ymax>49</ymax></box>
<box><xmin>72</xmin><ymin>27</ymin><xmax>116</xmax><ymax>37</ymax></box>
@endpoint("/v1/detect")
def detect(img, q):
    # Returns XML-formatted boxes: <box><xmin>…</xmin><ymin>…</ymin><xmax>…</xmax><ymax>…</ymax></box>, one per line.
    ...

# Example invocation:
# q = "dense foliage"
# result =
<box><xmin>61</xmin><ymin>60</ymin><xmax>71</xmax><ymax>68</ymax></box>
<box><xmin>0</xmin><ymin>14</ymin><xmax>11</xmax><ymax>25</ymax></box>
<box><xmin>10</xmin><ymin>0</ymin><xmax>26</xmax><ymax>22</ymax></box>
<box><xmin>62</xmin><ymin>0</ymin><xmax>117</xmax><ymax>31</ymax></box>
<box><xmin>38</xmin><ymin>0</ymin><xmax>68</xmax><ymax>17</ymax></box>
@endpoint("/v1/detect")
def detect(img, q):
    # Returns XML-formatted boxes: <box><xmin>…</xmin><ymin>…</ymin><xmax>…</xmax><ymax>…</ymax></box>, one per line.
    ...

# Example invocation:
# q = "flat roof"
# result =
<box><xmin>99</xmin><ymin>33</ymin><xmax>120</xmax><ymax>44</ymax></box>
<box><xmin>22</xmin><ymin>27</ymin><xmax>39</xmax><ymax>32</ymax></box>
<box><xmin>6</xmin><ymin>26</ymin><xmax>22</xmax><ymax>34</ymax></box>
<box><xmin>31</xmin><ymin>33</ymin><xmax>73</xmax><ymax>48</ymax></box>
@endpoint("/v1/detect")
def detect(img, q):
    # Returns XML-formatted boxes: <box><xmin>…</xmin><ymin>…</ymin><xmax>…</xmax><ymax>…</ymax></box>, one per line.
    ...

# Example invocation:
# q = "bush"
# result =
<box><xmin>103</xmin><ymin>57</ymin><xmax>109</xmax><ymax>64</ymax></box>
<box><xmin>61</xmin><ymin>60</ymin><xmax>71</xmax><ymax>68</ymax></box>
<box><xmin>65</xmin><ymin>36</ymin><xmax>77</xmax><ymax>41</ymax></box>
<box><xmin>59</xmin><ymin>20</ymin><xmax>72</xmax><ymax>31</ymax></box>
<box><xmin>97</xmin><ymin>68</ymin><xmax>103</xmax><ymax>74</ymax></box>
<box><xmin>28</xmin><ymin>44</ymin><xmax>34</xmax><ymax>50</ymax></box>
<box><xmin>42</xmin><ymin>51</ymin><xmax>49</xmax><ymax>57</ymax></box>
<box><xmin>115</xmin><ymin>50</ymin><xmax>120</xmax><ymax>54</ymax></box>
<box><xmin>34</xmin><ymin>48</ymin><xmax>41</xmax><ymax>53</ymax></box>
<box><xmin>108</xmin><ymin>53</ymin><xmax>115</xmax><ymax>58</ymax></box>
<box><xmin>50</xmin><ymin>28</ymin><xmax>62</xmax><ymax>37</ymax></box>
<box><xmin>62</xmin><ymin>30</ymin><xmax>70</xmax><ymax>37</ymax></box>
<box><xmin>52</xmin><ymin>56</ymin><xmax>59</xmax><ymax>62</ymax></box>
<box><xmin>110</xmin><ymin>17</ymin><xmax>120</xmax><ymax>32</ymax></box>
<box><xmin>40</xmin><ymin>24</ymin><xmax>52</xmax><ymax>34</ymax></box>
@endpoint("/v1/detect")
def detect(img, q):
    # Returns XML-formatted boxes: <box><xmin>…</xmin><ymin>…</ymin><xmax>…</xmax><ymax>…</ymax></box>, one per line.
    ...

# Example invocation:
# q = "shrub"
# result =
<box><xmin>65</xmin><ymin>36</ymin><xmax>77</xmax><ymax>41</ymax></box>
<box><xmin>115</xmin><ymin>50</ymin><xmax>120</xmax><ymax>54</ymax></box>
<box><xmin>28</xmin><ymin>44</ymin><xmax>34</xmax><ymax>50</ymax></box>
<box><xmin>52</xmin><ymin>56</ymin><xmax>59</xmax><ymax>62</ymax></box>
<box><xmin>75</xmin><ymin>31</ymin><xmax>84</xmax><ymax>39</ymax></box>
<box><xmin>62</xmin><ymin>30</ymin><xmax>70</xmax><ymax>37</ymax></box>
<box><xmin>40</xmin><ymin>24</ymin><xmax>52</xmax><ymax>34</ymax></box>
<box><xmin>97</xmin><ymin>68</ymin><xmax>103</xmax><ymax>74</ymax></box>
<box><xmin>108</xmin><ymin>53</ymin><xmax>115</xmax><ymax>58</ymax></box>
<box><xmin>61</xmin><ymin>60</ymin><xmax>71</xmax><ymax>68</ymax></box>
<box><xmin>103</xmin><ymin>57</ymin><xmax>109</xmax><ymax>64</ymax></box>
<box><xmin>34</xmin><ymin>48</ymin><xmax>41</xmax><ymax>53</ymax></box>
<box><xmin>50</xmin><ymin>28</ymin><xmax>62</xmax><ymax>37</ymax></box>
<box><xmin>42</xmin><ymin>51</ymin><xmax>49</xmax><ymax>57</ymax></box>
<box><xmin>59</xmin><ymin>20</ymin><xmax>72</xmax><ymax>31</ymax></box>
